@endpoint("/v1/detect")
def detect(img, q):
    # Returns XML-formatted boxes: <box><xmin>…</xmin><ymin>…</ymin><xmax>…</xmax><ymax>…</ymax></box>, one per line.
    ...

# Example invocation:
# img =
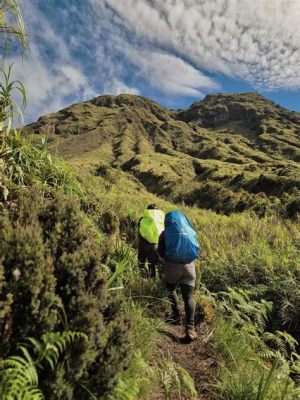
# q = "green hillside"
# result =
<box><xmin>2</xmin><ymin>3</ymin><xmax>300</xmax><ymax>399</ymax></box>
<box><xmin>27</xmin><ymin>93</ymin><xmax>300</xmax><ymax>217</ymax></box>
<box><xmin>1</xmin><ymin>95</ymin><xmax>300</xmax><ymax>399</ymax></box>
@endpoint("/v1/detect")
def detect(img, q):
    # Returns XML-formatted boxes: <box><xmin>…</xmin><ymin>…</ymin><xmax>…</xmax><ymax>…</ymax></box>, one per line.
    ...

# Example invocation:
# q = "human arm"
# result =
<box><xmin>157</xmin><ymin>231</ymin><xmax>166</xmax><ymax>262</ymax></box>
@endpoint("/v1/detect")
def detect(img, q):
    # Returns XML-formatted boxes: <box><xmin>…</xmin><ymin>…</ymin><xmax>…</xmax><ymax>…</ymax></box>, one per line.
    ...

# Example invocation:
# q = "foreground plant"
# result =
<box><xmin>0</xmin><ymin>0</ymin><xmax>27</xmax><ymax>53</ymax></box>
<box><xmin>206</xmin><ymin>288</ymin><xmax>300</xmax><ymax>399</ymax></box>
<box><xmin>0</xmin><ymin>63</ymin><xmax>26</xmax><ymax>124</ymax></box>
<box><xmin>0</xmin><ymin>331</ymin><xmax>87</xmax><ymax>400</ymax></box>
<box><xmin>0</xmin><ymin>127</ymin><xmax>82</xmax><ymax>199</ymax></box>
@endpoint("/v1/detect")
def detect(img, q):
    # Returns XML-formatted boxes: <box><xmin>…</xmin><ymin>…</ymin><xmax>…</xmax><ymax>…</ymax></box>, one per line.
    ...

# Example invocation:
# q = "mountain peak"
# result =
<box><xmin>89</xmin><ymin>93</ymin><xmax>163</xmax><ymax>110</ymax></box>
<box><xmin>177</xmin><ymin>92</ymin><xmax>300</xmax><ymax>129</ymax></box>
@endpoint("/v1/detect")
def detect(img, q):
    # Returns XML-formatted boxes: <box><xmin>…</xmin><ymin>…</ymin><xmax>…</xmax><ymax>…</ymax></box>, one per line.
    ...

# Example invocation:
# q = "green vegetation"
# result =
<box><xmin>2</xmin><ymin>86</ymin><xmax>300</xmax><ymax>399</ymax></box>
<box><xmin>0</xmin><ymin>186</ymin><xmax>133</xmax><ymax>399</ymax></box>
<box><xmin>206</xmin><ymin>289</ymin><xmax>300</xmax><ymax>399</ymax></box>
<box><xmin>0</xmin><ymin>45</ymin><xmax>199</xmax><ymax>400</ymax></box>
<box><xmin>0</xmin><ymin>331</ymin><xmax>86</xmax><ymax>399</ymax></box>
<box><xmin>26</xmin><ymin>92</ymin><xmax>300</xmax><ymax>218</ymax></box>
<box><xmin>0</xmin><ymin>19</ymin><xmax>134</xmax><ymax>394</ymax></box>
<box><xmin>0</xmin><ymin>129</ymin><xmax>82</xmax><ymax>200</ymax></box>
<box><xmin>0</xmin><ymin>64</ymin><xmax>26</xmax><ymax>123</ymax></box>
<box><xmin>77</xmin><ymin>168</ymin><xmax>300</xmax><ymax>398</ymax></box>
<box><xmin>1</xmin><ymin>5</ymin><xmax>300</xmax><ymax>397</ymax></box>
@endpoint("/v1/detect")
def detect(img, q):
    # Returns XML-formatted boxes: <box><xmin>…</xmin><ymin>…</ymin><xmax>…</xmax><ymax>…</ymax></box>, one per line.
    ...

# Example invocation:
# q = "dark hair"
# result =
<box><xmin>147</xmin><ymin>204</ymin><xmax>158</xmax><ymax>210</ymax></box>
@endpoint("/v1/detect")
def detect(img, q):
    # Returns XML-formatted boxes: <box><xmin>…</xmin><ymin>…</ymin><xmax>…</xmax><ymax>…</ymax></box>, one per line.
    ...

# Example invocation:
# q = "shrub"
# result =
<box><xmin>0</xmin><ymin>189</ymin><xmax>132</xmax><ymax>399</ymax></box>
<box><xmin>286</xmin><ymin>198</ymin><xmax>300</xmax><ymax>219</ymax></box>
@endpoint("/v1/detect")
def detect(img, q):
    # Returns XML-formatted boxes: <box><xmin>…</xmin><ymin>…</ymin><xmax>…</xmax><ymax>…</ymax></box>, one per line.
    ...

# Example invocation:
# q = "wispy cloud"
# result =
<box><xmin>104</xmin><ymin>0</ymin><xmax>300</xmax><ymax>90</ymax></box>
<box><xmin>88</xmin><ymin>0</ymin><xmax>219</xmax><ymax>94</ymax></box>
<box><xmin>122</xmin><ymin>50</ymin><xmax>219</xmax><ymax>96</ymax></box>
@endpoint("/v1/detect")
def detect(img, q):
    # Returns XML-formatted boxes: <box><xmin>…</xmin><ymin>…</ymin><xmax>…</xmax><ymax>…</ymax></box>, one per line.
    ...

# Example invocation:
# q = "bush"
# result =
<box><xmin>0</xmin><ymin>188</ymin><xmax>132</xmax><ymax>399</ymax></box>
<box><xmin>286</xmin><ymin>198</ymin><xmax>300</xmax><ymax>219</ymax></box>
<box><xmin>183</xmin><ymin>181</ymin><xmax>267</xmax><ymax>215</ymax></box>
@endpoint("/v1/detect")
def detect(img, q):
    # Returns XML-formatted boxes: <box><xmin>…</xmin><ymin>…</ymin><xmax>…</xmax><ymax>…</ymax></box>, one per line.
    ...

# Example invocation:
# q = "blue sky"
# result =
<box><xmin>9</xmin><ymin>0</ymin><xmax>300</xmax><ymax>122</ymax></box>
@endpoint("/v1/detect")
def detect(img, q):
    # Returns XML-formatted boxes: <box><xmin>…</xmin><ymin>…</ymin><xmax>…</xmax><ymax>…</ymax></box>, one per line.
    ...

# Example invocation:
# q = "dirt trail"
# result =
<box><xmin>156</xmin><ymin>322</ymin><xmax>216</xmax><ymax>399</ymax></box>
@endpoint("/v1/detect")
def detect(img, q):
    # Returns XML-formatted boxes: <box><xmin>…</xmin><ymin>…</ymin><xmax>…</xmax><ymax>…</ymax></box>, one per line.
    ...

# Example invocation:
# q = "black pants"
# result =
<box><xmin>138</xmin><ymin>240</ymin><xmax>158</xmax><ymax>278</ymax></box>
<box><xmin>167</xmin><ymin>283</ymin><xmax>195</xmax><ymax>326</ymax></box>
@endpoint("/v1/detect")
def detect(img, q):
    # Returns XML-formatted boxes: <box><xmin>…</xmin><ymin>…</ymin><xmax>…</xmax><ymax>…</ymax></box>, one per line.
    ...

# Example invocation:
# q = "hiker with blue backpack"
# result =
<box><xmin>158</xmin><ymin>210</ymin><xmax>199</xmax><ymax>341</ymax></box>
<box><xmin>138</xmin><ymin>204</ymin><xmax>165</xmax><ymax>278</ymax></box>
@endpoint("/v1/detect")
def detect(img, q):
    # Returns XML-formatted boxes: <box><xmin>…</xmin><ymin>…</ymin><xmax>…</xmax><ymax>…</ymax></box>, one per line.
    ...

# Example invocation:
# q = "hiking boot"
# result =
<box><xmin>165</xmin><ymin>313</ymin><xmax>183</xmax><ymax>326</ymax></box>
<box><xmin>185</xmin><ymin>325</ymin><xmax>198</xmax><ymax>341</ymax></box>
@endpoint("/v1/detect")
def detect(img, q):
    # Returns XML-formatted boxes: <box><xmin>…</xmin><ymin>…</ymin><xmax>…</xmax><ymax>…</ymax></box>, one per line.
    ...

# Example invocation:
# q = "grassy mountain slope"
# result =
<box><xmin>2</xmin><ymin>103</ymin><xmax>300</xmax><ymax>399</ymax></box>
<box><xmin>27</xmin><ymin>92</ymin><xmax>300</xmax><ymax>217</ymax></box>
<box><xmin>78</xmin><ymin>166</ymin><xmax>300</xmax><ymax>399</ymax></box>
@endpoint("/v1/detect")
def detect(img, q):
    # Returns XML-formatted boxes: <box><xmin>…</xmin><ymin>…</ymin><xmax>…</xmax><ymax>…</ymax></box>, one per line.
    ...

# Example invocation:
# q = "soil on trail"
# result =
<box><xmin>156</xmin><ymin>322</ymin><xmax>216</xmax><ymax>399</ymax></box>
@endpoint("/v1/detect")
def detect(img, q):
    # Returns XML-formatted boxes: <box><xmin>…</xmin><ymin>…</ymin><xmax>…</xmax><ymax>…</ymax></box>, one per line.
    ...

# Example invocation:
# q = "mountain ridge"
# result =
<box><xmin>26</xmin><ymin>92</ymin><xmax>300</xmax><ymax>217</ymax></box>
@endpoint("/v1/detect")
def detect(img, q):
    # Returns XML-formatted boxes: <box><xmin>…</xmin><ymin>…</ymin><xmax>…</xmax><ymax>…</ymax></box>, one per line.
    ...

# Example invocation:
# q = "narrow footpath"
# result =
<box><xmin>156</xmin><ymin>322</ymin><xmax>216</xmax><ymax>399</ymax></box>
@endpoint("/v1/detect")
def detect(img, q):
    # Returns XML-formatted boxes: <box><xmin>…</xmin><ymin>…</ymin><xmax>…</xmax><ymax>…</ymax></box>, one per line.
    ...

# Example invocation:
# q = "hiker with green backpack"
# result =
<box><xmin>158</xmin><ymin>210</ymin><xmax>199</xmax><ymax>342</ymax></box>
<box><xmin>138</xmin><ymin>204</ymin><xmax>165</xmax><ymax>278</ymax></box>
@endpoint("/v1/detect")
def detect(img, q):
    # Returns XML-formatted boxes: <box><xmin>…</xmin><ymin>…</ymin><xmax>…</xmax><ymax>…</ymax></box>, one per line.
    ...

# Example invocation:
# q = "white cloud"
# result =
<box><xmin>88</xmin><ymin>0</ymin><xmax>219</xmax><ymax>97</ymax></box>
<box><xmin>104</xmin><ymin>79</ymin><xmax>140</xmax><ymax>95</ymax></box>
<box><xmin>103</xmin><ymin>0</ymin><xmax>300</xmax><ymax>90</ymax></box>
<box><xmin>123</xmin><ymin>50</ymin><xmax>219</xmax><ymax>96</ymax></box>
<box><xmin>9</xmin><ymin>44</ymin><xmax>96</xmax><ymax>121</ymax></box>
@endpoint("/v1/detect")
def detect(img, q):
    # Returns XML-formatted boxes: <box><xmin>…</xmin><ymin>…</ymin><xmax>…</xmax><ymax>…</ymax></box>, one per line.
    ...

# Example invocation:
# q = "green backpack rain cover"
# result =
<box><xmin>139</xmin><ymin>209</ymin><xmax>165</xmax><ymax>244</ymax></box>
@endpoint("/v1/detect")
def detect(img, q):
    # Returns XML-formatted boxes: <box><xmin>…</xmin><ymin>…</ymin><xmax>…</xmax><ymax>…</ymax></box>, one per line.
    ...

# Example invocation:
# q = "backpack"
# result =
<box><xmin>139</xmin><ymin>209</ymin><xmax>165</xmax><ymax>244</ymax></box>
<box><xmin>165</xmin><ymin>211</ymin><xmax>199</xmax><ymax>263</ymax></box>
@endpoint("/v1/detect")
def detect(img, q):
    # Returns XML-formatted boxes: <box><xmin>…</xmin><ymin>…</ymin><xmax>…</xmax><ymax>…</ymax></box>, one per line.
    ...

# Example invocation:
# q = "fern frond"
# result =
<box><xmin>31</xmin><ymin>331</ymin><xmax>87</xmax><ymax>370</ymax></box>
<box><xmin>0</xmin><ymin>348</ymin><xmax>43</xmax><ymax>400</ymax></box>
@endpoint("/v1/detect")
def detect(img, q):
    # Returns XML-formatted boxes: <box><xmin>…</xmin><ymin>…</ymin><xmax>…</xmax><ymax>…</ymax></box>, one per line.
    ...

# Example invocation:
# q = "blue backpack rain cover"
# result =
<box><xmin>165</xmin><ymin>211</ymin><xmax>200</xmax><ymax>263</ymax></box>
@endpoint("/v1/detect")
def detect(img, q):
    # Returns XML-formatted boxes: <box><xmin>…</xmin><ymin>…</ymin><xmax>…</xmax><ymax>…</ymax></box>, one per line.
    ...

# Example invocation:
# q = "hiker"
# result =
<box><xmin>158</xmin><ymin>210</ymin><xmax>199</xmax><ymax>342</ymax></box>
<box><xmin>138</xmin><ymin>204</ymin><xmax>165</xmax><ymax>279</ymax></box>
